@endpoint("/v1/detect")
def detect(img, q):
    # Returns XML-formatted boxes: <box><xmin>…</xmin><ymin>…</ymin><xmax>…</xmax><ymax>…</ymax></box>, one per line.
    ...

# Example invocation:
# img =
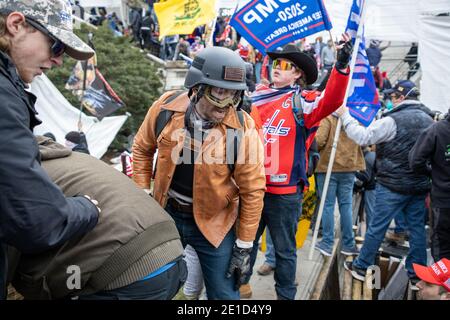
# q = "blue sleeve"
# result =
<box><xmin>0</xmin><ymin>86</ymin><xmax>98</xmax><ymax>253</ymax></box>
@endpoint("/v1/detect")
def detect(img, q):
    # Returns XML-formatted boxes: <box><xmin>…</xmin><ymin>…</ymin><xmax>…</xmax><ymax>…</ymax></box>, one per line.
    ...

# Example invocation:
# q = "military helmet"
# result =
<box><xmin>184</xmin><ymin>46</ymin><xmax>248</xmax><ymax>91</ymax></box>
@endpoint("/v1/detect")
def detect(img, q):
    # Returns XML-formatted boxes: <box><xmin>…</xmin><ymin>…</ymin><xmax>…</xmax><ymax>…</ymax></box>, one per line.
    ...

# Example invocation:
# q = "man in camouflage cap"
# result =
<box><xmin>0</xmin><ymin>0</ymin><xmax>94</xmax><ymax>61</ymax></box>
<box><xmin>0</xmin><ymin>0</ymin><xmax>99</xmax><ymax>300</ymax></box>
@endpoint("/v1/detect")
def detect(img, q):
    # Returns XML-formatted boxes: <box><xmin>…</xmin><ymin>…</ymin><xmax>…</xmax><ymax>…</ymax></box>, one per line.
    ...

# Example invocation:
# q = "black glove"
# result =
<box><xmin>335</xmin><ymin>39</ymin><xmax>354</xmax><ymax>70</ymax></box>
<box><xmin>307</xmin><ymin>153</ymin><xmax>320</xmax><ymax>178</ymax></box>
<box><xmin>226</xmin><ymin>244</ymin><xmax>252</xmax><ymax>290</ymax></box>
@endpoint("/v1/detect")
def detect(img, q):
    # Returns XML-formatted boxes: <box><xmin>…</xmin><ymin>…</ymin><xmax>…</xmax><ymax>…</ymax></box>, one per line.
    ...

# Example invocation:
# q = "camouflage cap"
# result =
<box><xmin>0</xmin><ymin>0</ymin><xmax>95</xmax><ymax>60</ymax></box>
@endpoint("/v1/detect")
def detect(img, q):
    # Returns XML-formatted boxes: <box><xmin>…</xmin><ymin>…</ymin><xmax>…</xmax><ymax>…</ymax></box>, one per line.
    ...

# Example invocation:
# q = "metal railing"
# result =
<box><xmin>387</xmin><ymin>55</ymin><xmax>419</xmax><ymax>84</ymax></box>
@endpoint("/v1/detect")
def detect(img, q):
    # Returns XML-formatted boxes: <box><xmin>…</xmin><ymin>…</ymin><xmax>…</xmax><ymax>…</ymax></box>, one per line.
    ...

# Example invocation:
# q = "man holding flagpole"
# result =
<box><xmin>241</xmin><ymin>34</ymin><xmax>353</xmax><ymax>300</ymax></box>
<box><xmin>339</xmin><ymin>81</ymin><xmax>434</xmax><ymax>286</ymax></box>
<box><xmin>307</xmin><ymin>0</ymin><xmax>382</xmax><ymax>263</ymax></box>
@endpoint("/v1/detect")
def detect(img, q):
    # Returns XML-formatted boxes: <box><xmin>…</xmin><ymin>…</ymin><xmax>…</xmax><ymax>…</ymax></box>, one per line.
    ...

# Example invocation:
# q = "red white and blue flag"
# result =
<box><xmin>345</xmin><ymin>0</ymin><xmax>380</xmax><ymax>127</ymax></box>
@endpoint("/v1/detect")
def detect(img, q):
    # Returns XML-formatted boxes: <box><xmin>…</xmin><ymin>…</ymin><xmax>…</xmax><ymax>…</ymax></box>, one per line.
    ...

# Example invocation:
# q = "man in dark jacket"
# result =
<box><xmin>129</xmin><ymin>6</ymin><xmax>142</xmax><ymax>45</ymax></box>
<box><xmin>140</xmin><ymin>10</ymin><xmax>155</xmax><ymax>50</ymax></box>
<box><xmin>11</xmin><ymin>137</ymin><xmax>185</xmax><ymax>300</ymax></box>
<box><xmin>355</xmin><ymin>147</ymin><xmax>376</xmax><ymax>228</ymax></box>
<box><xmin>410</xmin><ymin>110</ymin><xmax>450</xmax><ymax>260</ymax></box>
<box><xmin>0</xmin><ymin>0</ymin><xmax>99</xmax><ymax>299</ymax></box>
<box><xmin>336</xmin><ymin>80</ymin><xmax>434</xmax><ymax>284</ymax></box>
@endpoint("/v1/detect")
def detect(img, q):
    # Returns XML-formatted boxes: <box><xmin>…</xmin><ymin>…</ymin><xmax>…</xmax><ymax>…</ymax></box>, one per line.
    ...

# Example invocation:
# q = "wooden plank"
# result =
<box><xmin>342</xmin><ymin>256</ymin><xmax>353</xmax><ymax>300</ymax></box>
<box><xmin>379</xmin><ymin>256</ymin><xmax>390</xmax><ymax>289</ymax></box>
<box><xmin>363</xmin><ymin>269</ymin><xmax>373</xmax><ymax>300</ymax></box>
<box><xmin>352</xmin><ymin>225</ymin><xmax>358</xmax><ymax>237</ymax></box>
<box><xmin>352</xmin><ymin>278</ymin><xmax>362</xmax><ymax>300</ymax></box>
<box><xmin>355</xmin><ymin>236</ymin><xmax>365</xmax><ymax>245</ymax></box>
<box><xmin>310</xmin><ymin>241</ymin><xmax>340</xmax><ymax>300</ymax></box>
<box><xmin>7</xmin><ymin>285</ymin><xmax>23</xmax><ymax>300</ymax></box>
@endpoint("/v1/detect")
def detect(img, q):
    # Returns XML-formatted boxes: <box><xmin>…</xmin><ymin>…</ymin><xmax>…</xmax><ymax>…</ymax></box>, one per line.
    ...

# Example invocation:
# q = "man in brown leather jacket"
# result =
<box><xmin>132</xmin><ymin>46</ymin><xmax>266</xmax><ymax>299</ymax></box>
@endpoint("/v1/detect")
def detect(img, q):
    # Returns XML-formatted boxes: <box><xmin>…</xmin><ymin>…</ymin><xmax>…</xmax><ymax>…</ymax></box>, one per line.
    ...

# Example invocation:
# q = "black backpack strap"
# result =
<box><xmin>155</xmin><ymin>109</ymin><xmax>174</xmax><ymax>139</ymax></box>
<box><xmin>293</xmin><ymin>91</ymin><xmax>307</xmax><ymax>140</ymax></box>
<box><xmin>226</xmin><ymin>110</ymin><xmax>245</xmax><ymax>173</ymax></box>
<box><xmin>153</xmin><ymin>91</ymin><xmax>185</xmax><ymax>179</ymax></box>
<box><xmin>154</xmin><ymin>90</ymin><xmax>186</xmax><ymax>138</ymax></box>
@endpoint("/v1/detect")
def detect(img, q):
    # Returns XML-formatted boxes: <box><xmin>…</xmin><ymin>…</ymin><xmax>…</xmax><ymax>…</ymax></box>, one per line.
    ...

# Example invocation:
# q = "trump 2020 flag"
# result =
<box><xmin>154</xmin><ymin>0</ymin><xmax>217</xmax><ymax>40</ymax></box>
<box><xmin>345</xmin><ymin>0</ymin><xmax>380</xmax><ymax>127</ymax></box>
<box><xmin>230</xmin><ymin>0</ymin><xmax>332</xmax><ymax>55</ymax></box>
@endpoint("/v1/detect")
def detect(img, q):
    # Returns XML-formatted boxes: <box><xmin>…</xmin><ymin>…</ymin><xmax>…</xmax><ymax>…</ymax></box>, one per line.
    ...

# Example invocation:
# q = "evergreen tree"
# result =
<box><xmin>47</xmin><ymin>24</ymin><xmax>163</xmax><ymax>151</ymax></box>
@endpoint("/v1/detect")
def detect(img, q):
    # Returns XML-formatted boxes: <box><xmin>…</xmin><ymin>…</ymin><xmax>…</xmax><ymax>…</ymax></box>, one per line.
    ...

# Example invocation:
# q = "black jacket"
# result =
<box><xmin>0</xmin><ymin>52</ymin><xmax>98</xmax><ymax>299</ymax></box>
<box><xmin>72</xmin><ymin>132</ymin><xmax>90</xmax><ymax>155</ymax></box>
<box><xmin>355</xmin><ymin>150</ymin><xmax>376</xmax><ymax>190</ymax></box>
<box><xmin>376</xmin><ymin>102</ymin><xmax>434</xmax><ymax>195</ymax></box>
<box><xmin>409</xmin><ymin>112</ymin><xmax>450</xmax><ymax>208</ymax></box>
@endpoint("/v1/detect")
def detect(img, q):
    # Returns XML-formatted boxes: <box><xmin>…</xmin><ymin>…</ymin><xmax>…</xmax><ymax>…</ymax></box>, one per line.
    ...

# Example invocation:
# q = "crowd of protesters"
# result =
<box><xmin>69</xmin><ymin>2</ymin><xmax>400</xmax><ymax>92</ymax></box>
<box><xmin>1</xmin><ymin>0</ymin><xmax>448</xmax><ymax>302</ymax></box>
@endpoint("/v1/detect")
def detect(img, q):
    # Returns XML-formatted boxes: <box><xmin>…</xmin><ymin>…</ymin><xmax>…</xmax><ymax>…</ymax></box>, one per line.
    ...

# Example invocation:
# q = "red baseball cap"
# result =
<box><xmin>239</xmin><ymin>46</ymin><xmax>249</xmax><ymax>59</ymax></box>
<box><xmin>413</xmin><ymin>258</ymin><xmax>450</xmax><ymax>292</ymax></box>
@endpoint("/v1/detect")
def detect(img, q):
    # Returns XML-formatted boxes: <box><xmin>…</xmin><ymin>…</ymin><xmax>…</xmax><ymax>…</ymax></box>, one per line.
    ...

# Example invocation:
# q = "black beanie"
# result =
<box><xmin>65</xmin><ymin>131</ymin><xmax>81</xmax><ymax>144</ymax></box>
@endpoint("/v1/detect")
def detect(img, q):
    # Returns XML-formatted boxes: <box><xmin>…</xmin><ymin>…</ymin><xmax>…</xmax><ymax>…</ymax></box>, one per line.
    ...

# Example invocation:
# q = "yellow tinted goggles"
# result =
<box><xmin>204</xmin><ymin>86</ymin><xmax>241</xmax><ymax>108</ymax></box>
<box><xmin>272</xmin><ymin>59</ymin><xmax>296</xmax><ymax>71</ymax></box>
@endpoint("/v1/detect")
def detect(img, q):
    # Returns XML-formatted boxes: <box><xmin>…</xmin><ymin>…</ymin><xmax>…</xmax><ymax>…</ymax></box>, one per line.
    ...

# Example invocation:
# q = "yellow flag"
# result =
<box><xmin>154</xmin><ymin>0</ymin><xmax>217</xmax><ymax>40</ymax></box>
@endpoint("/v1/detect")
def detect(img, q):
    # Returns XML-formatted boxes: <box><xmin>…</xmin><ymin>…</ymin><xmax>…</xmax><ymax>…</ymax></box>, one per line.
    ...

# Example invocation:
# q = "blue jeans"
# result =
<box><xmin>78</xmin><ymin>257</ymin><xmax>187</xmax><ymax>300</ymax></box>
<box><xmin>264</xmin><ymin>197</ymin><xmax>303</xmax><ymax>268</ymax></box>
<box><xmin>364</xmin><ymin>188</ymin><xmax>376</xmax><ymax>229</ymax></box>
<box><xmin>264</xmin><ymin>228</ymin><xmax>277</xmax><ymax>269</ymax></box>
<box><xmin>165</xmin><ymin>203</ymin><xmax>239</xmax><ymax>300</ymax></box>
<box><xmin>316</xmin><ymin>173</ymin><xmax>356</xmax><ymax>252</ymax></box>
<box><xmin>264</xmin><ymin>228</ymin><xmax>276</xmax><ymax>268</ymax></box>
<box><xmin>393</xmin><ymin>211</ymin><xmax>408</xmax><ymax>234</ymax></box>
<box><xmin>354</xmin><ymin>184</ymin><xmax>427</xmax><ymax>277</ymax></box>
<box><xmin>248</xmin><ymin>190</ymin><xmax>302</xmax><ymax>300</ymax></box>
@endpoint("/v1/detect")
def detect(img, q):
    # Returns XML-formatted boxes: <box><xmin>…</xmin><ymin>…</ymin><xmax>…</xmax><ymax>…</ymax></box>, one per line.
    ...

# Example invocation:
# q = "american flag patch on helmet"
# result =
<box><xmin>223</xmin><ymin>67</ymin><xmax>244</xmax><ymax>82</ymax></box>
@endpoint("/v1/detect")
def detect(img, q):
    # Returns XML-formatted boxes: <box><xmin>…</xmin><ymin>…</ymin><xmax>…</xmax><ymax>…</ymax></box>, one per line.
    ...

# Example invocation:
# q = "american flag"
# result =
<box><xmin>345</xmin><ymin>0</ymin><xmax>381</xmax><ymax>127</ymax></box>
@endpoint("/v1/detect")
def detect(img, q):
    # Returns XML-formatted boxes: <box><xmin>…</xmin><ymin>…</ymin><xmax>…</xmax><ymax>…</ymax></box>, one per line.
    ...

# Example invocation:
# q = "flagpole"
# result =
<box><xmin>77</xmin><ymin>58</ymin><xmax>88</xmax><ymax>131</ymax></box>
<box><xmin>78</xmin><ymin>33</ymin><xmax>94</xmax><ymax>131</ymax></box>
<box><xmin>207</xmin><ymin>3</ymin><xmax>221</xmax><ymax>47</ymax></box>
<box><xmin>308</xmin><ymin>0</ymin><xmax>368</xmax><ymax>261</ymax></box>
<box><xmin>328</xmin><ymin>30</ymin><xmax>337</xmax><ymax>60</ymax></box>
<box><xmin>208</xmin><ymin>2</ymin><xmax>239</xmax><ymax>47</ymax></box>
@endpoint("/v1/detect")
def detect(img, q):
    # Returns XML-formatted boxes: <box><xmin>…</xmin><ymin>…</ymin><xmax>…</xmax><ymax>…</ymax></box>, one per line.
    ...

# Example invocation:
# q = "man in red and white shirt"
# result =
<box><xmin>243</xmin><ymin>34</ymin><xmax>353</xmax><ymax>300</ymax></box>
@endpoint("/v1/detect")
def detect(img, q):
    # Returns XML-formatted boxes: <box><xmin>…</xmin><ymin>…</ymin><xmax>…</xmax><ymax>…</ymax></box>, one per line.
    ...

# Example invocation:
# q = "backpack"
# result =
<box><xmin>155</xmin><ymin>91</ymin><xmax>245</xmax><ymax>173</ymax></box>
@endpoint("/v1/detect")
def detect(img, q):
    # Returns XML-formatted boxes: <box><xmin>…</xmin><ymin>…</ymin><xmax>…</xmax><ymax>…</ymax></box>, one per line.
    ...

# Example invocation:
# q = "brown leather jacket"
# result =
<box><xmin>132</xmin><ymin>91</ymin><xmax>266</xmax><ymax>247</ymax></box>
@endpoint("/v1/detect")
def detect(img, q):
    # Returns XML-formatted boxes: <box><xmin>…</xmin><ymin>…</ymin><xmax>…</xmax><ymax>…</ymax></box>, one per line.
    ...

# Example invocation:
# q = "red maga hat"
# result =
<box><xmin>413</xmin><ymin>258</ymin><xmax>450</xmax><ymax>292</ymax></box>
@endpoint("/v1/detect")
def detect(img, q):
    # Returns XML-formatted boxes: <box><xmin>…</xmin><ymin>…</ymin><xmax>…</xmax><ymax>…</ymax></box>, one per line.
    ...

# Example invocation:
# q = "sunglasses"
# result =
<box><xmin>26</xmin><ymin>18</ymin><xmax>66</xmax><ymax>58</ymax></box>
<box><xmin>272</xmin><ymin>59</ymin><xmax>297</xmax><ymax>71</ymax></box>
